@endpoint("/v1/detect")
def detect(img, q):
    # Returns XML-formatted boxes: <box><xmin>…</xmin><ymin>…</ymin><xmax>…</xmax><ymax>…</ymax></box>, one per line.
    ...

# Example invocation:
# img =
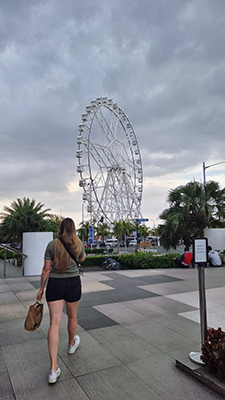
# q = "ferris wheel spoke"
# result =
<box><xmin>87</xmin><ymin>141</ymin><xmax>117</xmax><ymax>178</ymax></box>
<box><xmin>94</xmin><ymin>111</ymin><xmax>136</xmax><ymax>172</ymax></box>
<box><xmin>88</xmin><ymin>146</ymin><xmax>108</xmax><ymax>171</ymax></box>
<box><xmin>95</xmin><ymin>109</ymin><xmax>129</xmax><ymax>159</ymax></box>
<box><xmin>95</xmin><ymin>108</ymin><xmax>121</xmax><ymax>147</ymax></box>
<box><xmin>96</xmin><ymin>109</ymin><xmax>115</xmax><ymax>141</ymax></box>
<box><xmin>88</xmin><ymin>138</ymin><xmax>122</xmax><ymax>173</ymax></box>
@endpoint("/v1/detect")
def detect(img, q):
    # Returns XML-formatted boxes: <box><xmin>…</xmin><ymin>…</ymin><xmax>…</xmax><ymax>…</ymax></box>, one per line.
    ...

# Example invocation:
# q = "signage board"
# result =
<box><xmin>89</xmin><ymin>226</ymin><xmax>94</xmax><ymax>235</ymax></box>
<box><xmin>193</xmin><ymin>238</ymin><xmax>208</xmax><ymax>264</ymax></box>
<box><xmin>89</xmin><ymin>225</ymin><xmax>94</xmax><ymax>245</ymax></box>
<box><xmin>136</xmin><ymin>218</ymin><xmax>149</xmax><ymax>224</ymax></box>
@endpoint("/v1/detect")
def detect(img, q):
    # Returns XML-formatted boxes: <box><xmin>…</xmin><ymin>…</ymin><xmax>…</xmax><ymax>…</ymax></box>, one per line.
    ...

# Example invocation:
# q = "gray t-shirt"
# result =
<box><xmin>208</xmin><ymin>250</ymin><xmax>222</xmax><ymax>266</ymax></box>
<box><xmin>45</xmin><ymin>239</ymin><xmax>85</xmax><ymax>278</ymax></box>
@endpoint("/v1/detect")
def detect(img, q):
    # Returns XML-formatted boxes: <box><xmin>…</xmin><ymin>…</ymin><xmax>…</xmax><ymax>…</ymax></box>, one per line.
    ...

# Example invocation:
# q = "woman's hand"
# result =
<box><xmin>37</xmin><ymin>289</ymin><xmax>44</xmax><ymax>301</ymax></box>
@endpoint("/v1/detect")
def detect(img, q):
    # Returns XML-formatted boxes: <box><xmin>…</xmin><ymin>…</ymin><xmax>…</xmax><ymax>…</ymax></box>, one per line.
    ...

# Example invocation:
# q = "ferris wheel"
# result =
<box><xmin>76</xmin><ymin>97</ymin><xmax>143</xmax><ymax>223</ymax></box>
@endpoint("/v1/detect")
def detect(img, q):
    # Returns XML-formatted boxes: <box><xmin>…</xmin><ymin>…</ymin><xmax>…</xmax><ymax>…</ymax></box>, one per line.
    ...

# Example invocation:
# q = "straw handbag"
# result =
<box><xmin>24</xmin><ymin>301</ymin><xmax>43</xmax><ymax>332</ymax></box>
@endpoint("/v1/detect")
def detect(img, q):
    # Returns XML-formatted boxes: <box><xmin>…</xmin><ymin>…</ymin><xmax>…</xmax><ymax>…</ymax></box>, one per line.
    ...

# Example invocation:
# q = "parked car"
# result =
<box><xmin>151</xmin><ymin>237</ymin><xmax>158</xmax><ymax>246</ymax></box>
<box><xmin>129</xmin><ymin>239</ymin><xmax>137</xmax><ymax>246</ymax></box>
<box><xmin>98</xmin><ymin>241</ymin><xmax>105</xmax><ymax>247</ymax></box>
<box><xmin>125</xmin><ymin>237</ymin><xmax>136</xmax><ymax>246</ymax></box>
<box><xmin>7</xmin><ymin>243</ymin><xmax>22</xmax><ymax>251</ymax></box>
<box><xmin>105</xmin><ymin>238</ymin><xmax>117</xmax><ymax>248</ymax></box>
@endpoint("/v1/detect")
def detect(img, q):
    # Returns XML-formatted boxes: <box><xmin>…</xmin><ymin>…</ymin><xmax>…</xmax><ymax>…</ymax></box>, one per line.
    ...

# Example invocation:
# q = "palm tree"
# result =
<box><xmin>158</xmin><ymin>219</ymin><xmax>182</xmax><ymax>250</ymax></box>
<box><xmin>113</xmin><ymin>220</ymin><xmax>125</xmax><ymax>254</ymax></box>
<box><xmin>44</xmin><ymin>214</ymin><xmax>64</xmax><ymax>238</ymax></box>
<box><xmin>204</xmin><ymin>181</ymin><xmax>225</xmax><ymax>228</ymax></box>
<box><xmin>138</xmin><ymin>224</ymin><xmax>150</xmax><ymax>242</ymax></box>
<box><xmin>96</xmin><ymin>223</ymin><xmax>110</xmax><ymax>243</ymax></box>
<box><xmin>0</xmin><ymin>198</ymin><xmax>51</xmax><ymax>246</ymax></box>
<box><xmin>78</xmin><ymin>220</ymin><xmax>90</xmax><ymax>242</ymax></box>
<box><xmin>120</xmin><ymin>220</ymin><xmax>135</xmax><ymax>249</ymax></box>
<box><xmin>159</xmin><ymin>180</ymin><xmax>225</xmax><ymax>249</ymax></box>
<box><xmin>123</xmin><ymin>220</ymin><xmax>136</xmax><ymax>237</ymax></box>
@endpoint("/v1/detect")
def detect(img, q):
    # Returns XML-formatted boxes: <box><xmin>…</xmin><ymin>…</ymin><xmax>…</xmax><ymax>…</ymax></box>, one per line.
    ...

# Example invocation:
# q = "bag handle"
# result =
<box><xmin>34</xmin><ymin>301</ymin><xmax>43</xmax><ymax>306</ymax></box>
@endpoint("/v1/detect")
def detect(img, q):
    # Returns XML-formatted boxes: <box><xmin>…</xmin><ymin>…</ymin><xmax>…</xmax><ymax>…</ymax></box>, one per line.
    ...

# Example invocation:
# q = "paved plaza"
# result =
<box><xmin>1</xmin><ymin>261</ymin><xmax>225</xmax><ymax>399</ymax></box>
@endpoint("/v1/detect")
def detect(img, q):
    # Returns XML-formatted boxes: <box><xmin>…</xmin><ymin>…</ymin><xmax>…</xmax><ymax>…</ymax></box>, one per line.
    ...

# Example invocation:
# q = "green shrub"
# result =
<box><xmin>0</xmin><ymin>249</ymin><xmax>18</xmax><ymax>259</ymax></box>
<box><xmin>82</xmin><ymin>255</ymin><xmax>103</xmax><ymax>267</ymax></box>
<box><xmin>85</xmin><ymin>248</ymin><xmax>113</xmax><ymax>255</ymax></box>
<box><xmin>117</xmin><ymin>252</ymin><xmax>180</xmax><ymax>269</ymax></box>
<box><xmin>0</xmin><ymin>249</ymin><xmax>23</xmax><ymax>267</ymax></box>
<box><xmin>81</xmin><ymin>252</ymin><xmax>180</xmax><ymax>269</ymax></box>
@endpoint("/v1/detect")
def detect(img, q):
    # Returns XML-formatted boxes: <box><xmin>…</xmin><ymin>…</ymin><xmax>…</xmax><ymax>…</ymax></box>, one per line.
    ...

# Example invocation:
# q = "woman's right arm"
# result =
<box><xmin>36</xmin><ymin>259</ymin><xmax>51</xmax><ymax>301</ymax></box>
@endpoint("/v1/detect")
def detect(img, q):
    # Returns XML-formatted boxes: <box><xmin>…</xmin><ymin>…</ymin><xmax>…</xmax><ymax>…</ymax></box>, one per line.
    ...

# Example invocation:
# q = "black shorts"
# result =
<box><xmin>46</xmin><ymin>276</ymin><xmax>82</xmax><ymax>303</ymax></box>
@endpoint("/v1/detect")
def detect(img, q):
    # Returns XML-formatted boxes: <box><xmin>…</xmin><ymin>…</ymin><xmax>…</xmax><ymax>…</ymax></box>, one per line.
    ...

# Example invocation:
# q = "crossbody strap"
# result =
<box><xmin>58</xmin><ymin>237</ymin><xmax>84</xmax><ymax>276</ymax></box>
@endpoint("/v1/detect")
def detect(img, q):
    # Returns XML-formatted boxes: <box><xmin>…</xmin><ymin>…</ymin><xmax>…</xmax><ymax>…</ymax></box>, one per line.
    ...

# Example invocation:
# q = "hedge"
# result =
<box><xmin>0</xmin><ymin>249</ymin><xmax>181</xmax><ymax>270</ymax></box>
<box><xmin>82</xmin><ymin>255</ymin><xmax>104</xmax><ymax>267</ymax></box>
<box><xmin>82</xmin><ymin>252</ymin><xmax>181</xmax><ymax>269</ymax></box>
<box><xmin>85</xmin><ymin>248</ymin><xmax>113</xmax><ymax>255</ymax></box>
<box><xmin>117</xmin><ymin>252</ymin><xmax>181</xmax><ymax>269</ymax></box>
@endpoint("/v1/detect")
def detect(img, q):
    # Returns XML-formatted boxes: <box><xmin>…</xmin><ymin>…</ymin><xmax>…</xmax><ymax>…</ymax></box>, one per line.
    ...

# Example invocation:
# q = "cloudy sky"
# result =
<box><xmin>1</xmin><ymin>0</ymin><xmax>225</xmax><ymax>229</ymax></box>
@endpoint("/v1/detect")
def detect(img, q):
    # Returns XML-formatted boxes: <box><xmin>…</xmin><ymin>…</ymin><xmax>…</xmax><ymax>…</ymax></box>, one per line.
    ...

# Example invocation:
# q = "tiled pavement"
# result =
<box><xmin>1</xmin><ymin>264</ymin><xmax>225</xmax><ymax>399</ymax></box>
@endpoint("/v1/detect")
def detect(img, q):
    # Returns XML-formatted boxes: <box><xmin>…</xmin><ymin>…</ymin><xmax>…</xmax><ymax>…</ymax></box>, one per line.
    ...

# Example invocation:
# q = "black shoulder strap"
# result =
<box><xmin>59</xmin><ymin>237</ymin><xmax>77</xmax><ymax>262</ymax></box>
<box><xmin>58</xmin><ymin>237</ymin><xmax>84</xmax><ymax>275</ymax></box>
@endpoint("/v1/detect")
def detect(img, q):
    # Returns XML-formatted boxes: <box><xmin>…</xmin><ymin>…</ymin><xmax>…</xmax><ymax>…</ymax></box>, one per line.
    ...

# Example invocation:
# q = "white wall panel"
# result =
<box><xmin>23</xmin><ymin>232</ymin><xmax>53</xmax><ymax>276</ymax></box>
<box><xmin>204</xmin><ymin>228</ymin><xmax>225</xmax><ymax>251</ymax></box>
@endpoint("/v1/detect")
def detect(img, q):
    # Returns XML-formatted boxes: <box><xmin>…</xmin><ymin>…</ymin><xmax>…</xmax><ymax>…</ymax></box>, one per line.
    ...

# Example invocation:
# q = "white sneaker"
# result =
<box><xmin>68</xmin><ymin>335</ymin><xmax>80</xmax><ymax>355</ymax></box>
<box><xmin>48</xmin><ymin>367</ymin><xmax>61</xmax><ymax>384</ymax></box>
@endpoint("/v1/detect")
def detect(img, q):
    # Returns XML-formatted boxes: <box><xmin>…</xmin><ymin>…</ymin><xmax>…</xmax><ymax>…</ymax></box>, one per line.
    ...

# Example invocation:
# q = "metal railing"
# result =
<box><xmin>0</xmin><ymin>244</ymin><xmax>27</xmax><ymax>277</ymax></box>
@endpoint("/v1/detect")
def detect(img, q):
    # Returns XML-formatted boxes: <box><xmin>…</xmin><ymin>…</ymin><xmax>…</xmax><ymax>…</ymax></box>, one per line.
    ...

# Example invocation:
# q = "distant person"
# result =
<box><xmin>207</xmin><ymin>246</ymin><xmax>222</xmax><ymax>267</ymax></box>
<box><xmin>174</xmin><ymin>247</ymin><xmax>193</xmax><ymax>268</ymax></box>
<box><xmin>36</xmin><ymin>218</ymin><xmax>86</xmax><ymax>384</ymax></box>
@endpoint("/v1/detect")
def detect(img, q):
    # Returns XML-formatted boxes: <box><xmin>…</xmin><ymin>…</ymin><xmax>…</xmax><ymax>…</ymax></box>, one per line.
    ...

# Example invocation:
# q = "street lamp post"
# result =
<box><xmin>203</xmin><ymin>160</ymin><xmax>225</xmax><ymax>187</ymax></box>
<box><xmin>81</xmin><ymin>202</ymin><xmax>85</xmax><ymax>242</ymax></box>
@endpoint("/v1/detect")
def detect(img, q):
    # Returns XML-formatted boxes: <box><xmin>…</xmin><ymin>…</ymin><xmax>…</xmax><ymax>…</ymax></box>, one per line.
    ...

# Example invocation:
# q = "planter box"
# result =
<box><xmin>202</xmin><ymin>328</ymin><xmax>225</xmax><ymax>382</ymax></box>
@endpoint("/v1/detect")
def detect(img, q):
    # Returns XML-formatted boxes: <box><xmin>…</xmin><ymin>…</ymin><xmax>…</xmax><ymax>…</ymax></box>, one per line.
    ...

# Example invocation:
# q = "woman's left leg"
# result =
<box><xmin>65</xmin><ymin>276</ymin><xmax>81</xmax><ymax>346</ymax></box>
<box><xmin>66</xmin><ymin>300</ymin><xmax>80</xmax><ymax>346</ymax></box>
<box><xmin>47</xmin><ymin>300</ymin><xmax>64</xmax><ymax>370</ymax></box>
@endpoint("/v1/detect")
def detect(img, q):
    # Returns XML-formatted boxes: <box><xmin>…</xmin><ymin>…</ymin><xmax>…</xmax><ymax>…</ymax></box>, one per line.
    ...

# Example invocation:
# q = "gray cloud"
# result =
<box><xmin>0</xmin><ymin>0</ymin><xmax>225</xmax><ymax>224</ymax></box>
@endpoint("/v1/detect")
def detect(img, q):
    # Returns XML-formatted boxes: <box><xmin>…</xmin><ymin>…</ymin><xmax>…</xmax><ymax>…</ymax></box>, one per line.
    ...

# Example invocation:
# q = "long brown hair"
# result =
<box><xmin>54</xmin><ymin>218</ymin><xmax>82</xmax><ymax>271</ymax></box>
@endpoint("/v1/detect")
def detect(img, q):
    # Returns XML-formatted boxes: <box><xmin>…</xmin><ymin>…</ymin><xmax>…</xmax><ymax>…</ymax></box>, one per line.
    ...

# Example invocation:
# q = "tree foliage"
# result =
<box><xmin>44</xmin><ymin>214</ymin><xmax>64</xmax><ymax>238</ymax></box>
<box><xmin>158</xmin><ymin>180</ymin><xmax>225</xmax><ymax>249</ymax></box>
<box><xmin>113</xmin><ymin>220</ymin><xmax>124</xmax><ymax>253</ymax></box>
<box><xmin>96</xmin><ymin>223</ymin><xmax>110</xmax><ymax>241</ymax></box>
<box><xmin>122</xmin><ymin>220</ymin><xmax>136</xmax><ymax>237</ymax></box>
<box><xmin>138</xmin><ymin>224</ymin><xmax>150</xmax><ymax>240</ymax></box>
<box><xmin>0</xmin><ymin>198</ymin><xmax>51</xmax><ymax>244</ymax></box>
<box><xmin>78</xmin><ymin>220</ymin><xmax>90</xmax><ymax>242</ymax></box>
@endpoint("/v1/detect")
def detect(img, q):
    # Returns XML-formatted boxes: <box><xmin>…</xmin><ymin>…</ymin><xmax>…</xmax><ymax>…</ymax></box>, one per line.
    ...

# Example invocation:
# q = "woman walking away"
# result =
<box><xmin>37</xmin><ymin>218</ymin><xmax>86</xmax><ymax>384</ymax></box>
